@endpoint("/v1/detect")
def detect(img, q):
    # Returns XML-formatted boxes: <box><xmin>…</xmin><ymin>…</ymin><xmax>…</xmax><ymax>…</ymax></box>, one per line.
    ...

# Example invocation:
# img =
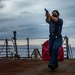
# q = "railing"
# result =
<box><xmin>68</xmin><ymin>44</ymin><xmax>73</xmax><ymax>58</ymax></box>
<box><xmin>0</xmin><ymin>38</ymin><xmax>46</xmax><ymax>58</ymax></box>
<box><xmin>0</xmin><ymin>32</ymin><xmax>73</xmax><ymax>59</ymax></box>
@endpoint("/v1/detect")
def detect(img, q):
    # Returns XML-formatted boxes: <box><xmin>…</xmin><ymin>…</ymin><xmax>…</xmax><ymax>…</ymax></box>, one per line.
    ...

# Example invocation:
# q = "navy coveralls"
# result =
<box><xmin>48</xmin><ymin>18</ymin><xmax>63</xmax><ymax>65</ymax></box>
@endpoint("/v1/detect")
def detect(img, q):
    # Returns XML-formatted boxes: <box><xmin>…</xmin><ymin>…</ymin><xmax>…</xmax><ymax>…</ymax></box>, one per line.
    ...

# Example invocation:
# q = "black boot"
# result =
<box><xmin>48</xmin><ymin>64</ymin><xmax>55</xmax><ymax>70</ymax></box>
<box><xmin>55</xmin><ymin>63</ymin><xmax>58</xmax><ymax>68</ymax></box>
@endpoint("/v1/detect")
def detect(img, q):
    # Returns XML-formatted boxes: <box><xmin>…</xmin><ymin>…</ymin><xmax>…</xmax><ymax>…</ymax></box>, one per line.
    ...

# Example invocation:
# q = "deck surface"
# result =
<box><xmin>0</xmin><ymin>59</ymin><xmax>75</xmax><ymax>75</ymax></box>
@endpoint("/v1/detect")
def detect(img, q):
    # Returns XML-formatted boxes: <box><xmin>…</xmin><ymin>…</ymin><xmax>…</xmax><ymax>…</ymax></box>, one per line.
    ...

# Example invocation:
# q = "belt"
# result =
<box><xmin>50</xmin><ymin>33</ymin><xmax>61</xmax><ymax>39</ymax></box>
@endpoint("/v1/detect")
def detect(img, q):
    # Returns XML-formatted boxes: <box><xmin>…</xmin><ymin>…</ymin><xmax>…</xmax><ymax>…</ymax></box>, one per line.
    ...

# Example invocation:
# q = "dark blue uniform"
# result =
<box><xmin>48</xmin><ymin>18</ymin><xmax>63</xmax><ymax>67</ymax></box>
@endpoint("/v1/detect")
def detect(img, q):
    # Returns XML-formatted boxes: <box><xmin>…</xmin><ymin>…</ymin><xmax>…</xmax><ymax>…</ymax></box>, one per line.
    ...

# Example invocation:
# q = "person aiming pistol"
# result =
<box><xmin>45</xmin><ymin>8</ymin><xmax>63</xmax><ymax>70</ymax></box>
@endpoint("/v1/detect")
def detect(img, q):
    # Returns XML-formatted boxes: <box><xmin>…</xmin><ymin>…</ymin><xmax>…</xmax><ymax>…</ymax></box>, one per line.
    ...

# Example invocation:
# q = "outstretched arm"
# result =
<box><xmin>45</xmin><ymin>13</ymin><xmax>58</xmax><ymax>22</ymax></box>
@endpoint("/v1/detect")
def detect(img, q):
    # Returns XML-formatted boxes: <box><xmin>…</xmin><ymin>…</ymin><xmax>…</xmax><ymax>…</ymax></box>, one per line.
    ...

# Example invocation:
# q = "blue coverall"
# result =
<box><xmin>48</xmin><ymin>18</ymin><xmax>63</xmax><ymax>66</ymax></box>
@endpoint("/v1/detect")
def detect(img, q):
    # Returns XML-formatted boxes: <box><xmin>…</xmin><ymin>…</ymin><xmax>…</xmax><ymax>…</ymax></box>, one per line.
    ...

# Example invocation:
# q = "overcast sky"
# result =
<box><xmin>0</xmin><ymin>0</ymin><xmax>75</xmax><ymax>40</ymax></box>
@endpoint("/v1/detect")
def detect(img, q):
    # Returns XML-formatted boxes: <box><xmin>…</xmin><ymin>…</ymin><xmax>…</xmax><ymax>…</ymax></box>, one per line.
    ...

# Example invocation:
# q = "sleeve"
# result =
<box><xmin>45</xmin><ymin>18</ymin><xmax>50</xmax><ymax>24</ymax></box>
<box><xmin>57</xmin><ymin>19</ymin><xmax>63</xmax><ymax>25</ymax></box>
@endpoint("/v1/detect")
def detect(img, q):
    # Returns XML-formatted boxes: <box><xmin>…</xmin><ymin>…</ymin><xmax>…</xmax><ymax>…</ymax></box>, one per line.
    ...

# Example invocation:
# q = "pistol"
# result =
<box><xmin>44</xmin><ymin>8</ymin><xmax>49</xmax><ymax>14</ymax></box>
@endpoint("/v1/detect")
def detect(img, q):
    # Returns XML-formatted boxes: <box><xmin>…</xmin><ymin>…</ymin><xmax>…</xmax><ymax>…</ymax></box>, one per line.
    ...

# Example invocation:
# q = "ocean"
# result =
<box><xmin>71</xmin><ymin>47</ymin><xmax>75</xmax><ymax>58</ymax></box>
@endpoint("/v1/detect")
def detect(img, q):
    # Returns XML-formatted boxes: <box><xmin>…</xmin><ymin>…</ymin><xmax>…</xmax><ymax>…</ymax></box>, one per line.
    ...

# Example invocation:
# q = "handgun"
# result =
<box><xmin>44</xmin><ymin>8</ymin><xmax>49</xmax><ymax>14</ymax></box>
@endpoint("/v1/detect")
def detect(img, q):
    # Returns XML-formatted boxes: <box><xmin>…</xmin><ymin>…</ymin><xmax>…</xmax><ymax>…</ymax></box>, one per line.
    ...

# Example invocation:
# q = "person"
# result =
<box><xmin>45</xmin><ymin>10</ymin><xmax>63</xmax><ymax>70</ymax></box>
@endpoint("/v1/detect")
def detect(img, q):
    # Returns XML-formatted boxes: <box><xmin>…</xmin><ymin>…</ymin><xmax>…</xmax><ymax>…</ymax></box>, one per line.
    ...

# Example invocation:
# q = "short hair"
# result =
<box><xmin>52</xmin><ymin>10</ymin><xmax>60</xmax><ymax>16</ymax></box>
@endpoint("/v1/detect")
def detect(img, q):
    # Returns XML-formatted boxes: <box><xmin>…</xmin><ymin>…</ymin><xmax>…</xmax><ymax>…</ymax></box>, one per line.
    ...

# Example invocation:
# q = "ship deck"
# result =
<box><xmin>0</xmin><ymin>58</ymin><xmax>75</xmax><ymax>75</ymax></box>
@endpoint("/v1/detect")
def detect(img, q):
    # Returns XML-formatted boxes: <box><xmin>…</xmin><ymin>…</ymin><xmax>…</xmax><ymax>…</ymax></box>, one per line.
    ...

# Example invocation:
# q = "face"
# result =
<box><xmin>52</xmin><ymin>11</ymin><xmax>59</xmax><ymax>17</ymax></box>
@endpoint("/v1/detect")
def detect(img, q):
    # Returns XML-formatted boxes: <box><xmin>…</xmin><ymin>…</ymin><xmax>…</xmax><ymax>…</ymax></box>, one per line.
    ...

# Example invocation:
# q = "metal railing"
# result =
<box><xmin>0</xmin><ymin>34</ymin><xmax>73</xmax><ymax>59</ymax></box>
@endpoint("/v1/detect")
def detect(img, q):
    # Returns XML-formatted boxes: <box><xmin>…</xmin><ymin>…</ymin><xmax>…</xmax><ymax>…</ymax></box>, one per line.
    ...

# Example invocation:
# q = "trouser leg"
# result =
<box><xmin>49</xmin><ymin>35</ymin><xmax>54</xmax><ymax>56</ymax></box>
<box><xmin>49</xmin><ymin>38</ymin><xmax>62</xmax><ymax>65</ymax></box>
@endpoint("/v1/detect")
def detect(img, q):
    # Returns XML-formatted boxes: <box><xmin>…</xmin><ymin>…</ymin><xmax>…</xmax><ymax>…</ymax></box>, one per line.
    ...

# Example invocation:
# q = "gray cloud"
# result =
<box><xmin>0</xmin><ymin>0</ymin><xmax>4</xmax><ymax>9</ymax></box>
<box><xmin>0</xmin><ymin>18</ymin><xmax>14</xmax><ymax>23</ymax></box>
<box><xmin>0</xmin><ymin>0</ymin><xmax>75</xmax><ymax>39</ymax></box>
